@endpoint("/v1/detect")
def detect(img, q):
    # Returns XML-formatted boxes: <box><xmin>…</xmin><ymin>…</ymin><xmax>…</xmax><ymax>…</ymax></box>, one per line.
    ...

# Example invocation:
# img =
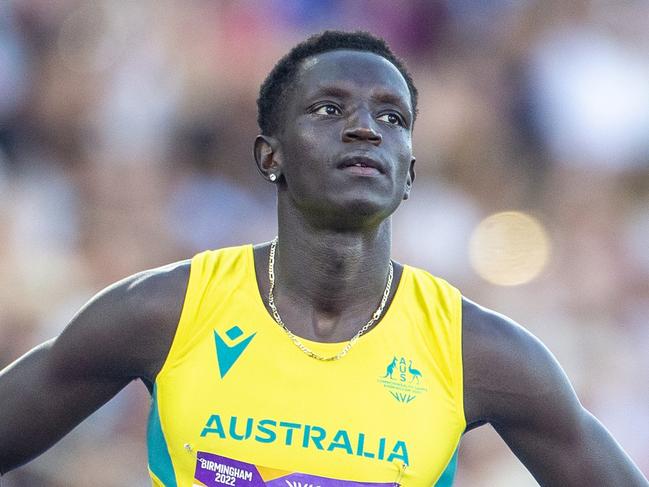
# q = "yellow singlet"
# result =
<box><xmin>148</xmin><ymin>245</ymin><xmax>465</xmax><ymax>487</ymax></box>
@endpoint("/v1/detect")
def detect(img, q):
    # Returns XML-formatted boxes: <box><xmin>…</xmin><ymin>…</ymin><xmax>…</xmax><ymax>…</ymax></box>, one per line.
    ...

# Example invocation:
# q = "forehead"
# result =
<box><xmin>292</xmin><ymin>50</ymin><xmax>411</xmax><ymax>107</ymax></box>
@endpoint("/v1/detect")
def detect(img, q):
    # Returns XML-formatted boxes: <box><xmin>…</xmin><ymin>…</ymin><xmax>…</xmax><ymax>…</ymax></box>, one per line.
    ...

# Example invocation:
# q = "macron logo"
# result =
<box><xmin>214</xmin><ymin>325</ymin><xmax>256</xmax><ymax>378</ymax></box>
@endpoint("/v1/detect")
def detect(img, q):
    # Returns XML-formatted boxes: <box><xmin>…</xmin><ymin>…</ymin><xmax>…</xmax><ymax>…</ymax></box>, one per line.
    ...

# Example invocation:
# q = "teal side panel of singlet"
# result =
<box><xmin>147</xmin><ymin>385</ymin><xmax>178</xmax><ymax>487</ymax></box>
<box><xmin>433</xmin><ymin>446</ymin><xmax>459</xmax><ymax>487</ymax></box>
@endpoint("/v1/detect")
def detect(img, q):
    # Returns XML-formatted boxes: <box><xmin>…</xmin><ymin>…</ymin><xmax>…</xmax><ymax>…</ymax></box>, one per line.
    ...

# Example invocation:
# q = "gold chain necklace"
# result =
<box><xmin>267</xmin><ymin>236</ymin><xmax>393</xmax><ymax>361</ymax></box>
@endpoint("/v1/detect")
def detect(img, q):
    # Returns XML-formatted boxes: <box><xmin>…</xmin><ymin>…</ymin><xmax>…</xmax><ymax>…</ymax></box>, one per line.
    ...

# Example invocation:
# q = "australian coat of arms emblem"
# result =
<box><xmin>378</xmin><ymin>356</ymin><xmax>428</xmax><ymax>403</ymax></box>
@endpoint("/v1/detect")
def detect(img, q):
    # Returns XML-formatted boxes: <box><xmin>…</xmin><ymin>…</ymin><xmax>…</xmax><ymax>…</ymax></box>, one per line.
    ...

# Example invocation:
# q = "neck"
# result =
<box><xmin>268</xmin><ymin>202</ymin><xmax>394</xmax><ymax>341</ymax></box>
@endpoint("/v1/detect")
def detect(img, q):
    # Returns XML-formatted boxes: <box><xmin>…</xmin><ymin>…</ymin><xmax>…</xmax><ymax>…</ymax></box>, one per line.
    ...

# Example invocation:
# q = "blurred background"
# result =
<box><xmin>1</xmin><ymin>0</ymin><xmax>648</xmax><ymax>485</ymax></box>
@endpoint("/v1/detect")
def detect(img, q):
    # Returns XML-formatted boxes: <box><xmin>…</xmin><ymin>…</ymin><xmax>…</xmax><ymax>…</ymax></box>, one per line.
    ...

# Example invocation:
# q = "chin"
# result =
<box><xmin>318</xmin><ymin>196</ymin><xmax>401</xmax><ymax>230</ymax></box>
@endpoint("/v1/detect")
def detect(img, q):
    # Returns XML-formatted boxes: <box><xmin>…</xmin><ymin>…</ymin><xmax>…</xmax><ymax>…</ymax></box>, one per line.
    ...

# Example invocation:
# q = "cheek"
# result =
<box><xmin>278</xmin><ymin>136</ymin><xmax>322</xmax><ymax>194</ymax></box>
<box><xmin>394</xmin><ymin>137</ymin><xmax>413</xmax><ymax>175</ymax></box>
<box><xmin>282</xmin><ymin>124</ymin><xmax>334</xmax><ymax>173</ymax></box>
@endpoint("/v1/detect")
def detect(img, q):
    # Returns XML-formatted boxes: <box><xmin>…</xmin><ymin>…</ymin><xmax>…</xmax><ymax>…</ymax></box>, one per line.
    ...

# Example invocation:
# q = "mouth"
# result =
<box><xmin>337</xmin><ymin>155</ymin><xmax>385</xmax><ymax>176</ymax></box>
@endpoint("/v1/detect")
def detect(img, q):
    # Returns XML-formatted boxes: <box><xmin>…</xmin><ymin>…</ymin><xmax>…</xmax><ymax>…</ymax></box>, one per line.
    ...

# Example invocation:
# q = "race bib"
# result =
<box><xmin>193</xmin><ymin>451</ymin><xmax>398</xmax><ymax>487</ymax></box>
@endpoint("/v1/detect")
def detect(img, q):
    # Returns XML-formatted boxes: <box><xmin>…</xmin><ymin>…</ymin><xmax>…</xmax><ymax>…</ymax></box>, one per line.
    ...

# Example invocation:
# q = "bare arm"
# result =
<box><xmin>0</xmin><ymin>261</ymin><xmax>189</xmax><ymax>473</ymax></box>
<box><xmin>462</xmin><ymin>297</ymin><xmax>648</xmax><ymax>486</ymax></box>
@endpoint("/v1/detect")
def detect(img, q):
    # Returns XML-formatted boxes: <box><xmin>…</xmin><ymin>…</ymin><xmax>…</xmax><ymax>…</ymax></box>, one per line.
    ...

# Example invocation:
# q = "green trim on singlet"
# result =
<box><xmin>434</xmin><ymin>446</ymin><xmax>459</xmax><ymax>487</ymax></box>
<box><xmin>147</xmin><ymin>385</ymin><xmax>177</xmax><ymax>487</ymax></box>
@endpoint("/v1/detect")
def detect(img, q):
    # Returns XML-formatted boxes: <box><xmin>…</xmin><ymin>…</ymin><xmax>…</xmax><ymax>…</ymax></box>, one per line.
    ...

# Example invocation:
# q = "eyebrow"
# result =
<box><xmin>307</xmin><ymin>85</ymin><xmax>351</xmax><ymax>100</ymax></box>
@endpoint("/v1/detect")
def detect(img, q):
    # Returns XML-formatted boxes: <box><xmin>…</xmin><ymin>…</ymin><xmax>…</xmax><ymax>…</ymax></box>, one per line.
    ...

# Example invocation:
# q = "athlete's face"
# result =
<box><xmin>257</xmin><ymin>50</ymin><xmax>415</xmax><ymax>229</ymax></box>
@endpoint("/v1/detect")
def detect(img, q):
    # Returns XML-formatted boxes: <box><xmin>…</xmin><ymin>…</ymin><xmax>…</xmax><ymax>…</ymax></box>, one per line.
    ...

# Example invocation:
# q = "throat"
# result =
<box><xmin>271</xmin><ymin>276</ymin><xmax>393</xmax><ymax>343</ymax></box>
<box><xmin>254</xmin><ymin>227</ymin><xmax>401</xmax><ymax>344</ymax></box>
<box><xmin>309</xmin><ymin>310</ymin><xmax>355</xmax><ymax>342</ymax></box>
<box><xmin>265</xmin><ymin>249</ymin><xmax>398</xmax><ymax>343</ymax></box>
<box><xmin>275</xmin><ymin>296</ymin><xmax>385</xmax><ymax>343</ymax></box>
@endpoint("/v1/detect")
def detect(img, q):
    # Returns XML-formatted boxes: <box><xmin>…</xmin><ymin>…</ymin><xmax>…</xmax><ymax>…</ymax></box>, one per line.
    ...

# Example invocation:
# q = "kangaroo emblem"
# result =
<box><xmin>408</xmin><ymin>360</ymin><xmax>422</xmax><ymax>383</ymax></box>
<box><xmin>383</xmin><ymin>357</ymin><xmax>397</xmax><ymax>379</ymax></box>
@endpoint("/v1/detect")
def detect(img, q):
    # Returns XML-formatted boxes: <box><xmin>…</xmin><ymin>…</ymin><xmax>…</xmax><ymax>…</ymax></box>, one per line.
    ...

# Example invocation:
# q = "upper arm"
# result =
<box><xmin>462</xmin><ymin>297</ymin><xmax>648</xmax><ymax>486</ymax></box>
<box><xmin>0</xmin><ymin>260</ymin><xmax>189</xmax><ymax>473</ymax></box>
<box><xmin>48</xmin><ymin>260</ymin><xmax>190</xmax><ymax>386</ymax></box>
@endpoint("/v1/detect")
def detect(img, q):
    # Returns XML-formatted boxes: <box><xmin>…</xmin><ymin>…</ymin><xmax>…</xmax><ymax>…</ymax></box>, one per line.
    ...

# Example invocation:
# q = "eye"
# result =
<box><xmin>313</xmin><ymin>104</ymin><xmax>342</xmax><ymax>116</ymax></box>
<box><xmin>377</xmin><ymin>112</ymin><xmax>403</xmax><ymax>126</ymax></box>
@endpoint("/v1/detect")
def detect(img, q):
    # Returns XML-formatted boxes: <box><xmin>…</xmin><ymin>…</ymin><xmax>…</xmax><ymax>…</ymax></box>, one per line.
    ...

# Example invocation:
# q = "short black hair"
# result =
<box><xmin>257</xmin><ymin>30</ymin><xmax>418</xmax><ymax>135</ymax></box>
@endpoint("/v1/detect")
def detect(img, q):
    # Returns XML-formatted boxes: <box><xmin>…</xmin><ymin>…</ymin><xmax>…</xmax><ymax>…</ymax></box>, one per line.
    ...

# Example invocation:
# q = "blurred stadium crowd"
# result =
<box><xmin>0</xmin><ymin>1</ymin><xmax>648</xmax><ymax>485</ymax></box>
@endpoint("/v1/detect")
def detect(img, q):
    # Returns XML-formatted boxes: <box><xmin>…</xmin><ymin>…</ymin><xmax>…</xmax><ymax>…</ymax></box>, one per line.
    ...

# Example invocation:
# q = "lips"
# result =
<box><xmin>337</xmin><ymin>155</ymin><xmax>385</xmax><ymax>176</ymax></box>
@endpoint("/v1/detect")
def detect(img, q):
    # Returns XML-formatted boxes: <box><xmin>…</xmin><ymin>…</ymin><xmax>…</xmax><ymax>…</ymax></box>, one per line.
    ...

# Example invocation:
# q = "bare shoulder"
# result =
<box><xmin>460</xmin><ymin>299</ymin><xmax>649</xmax><ymax>485</ymax></box>
<box><xmin>0</xmin><ymin>261</ymin><xmax>191</xmax><ymax>472</ymax></box>
<box><xmin>462</xmin><ymin>296</ymin><xmax>580</xmax><ymax>429</ymax></box>
<box><xmin>48</xmin><ymin>259</ymin><xmax>191</xmax><ymax>387</ymax></box>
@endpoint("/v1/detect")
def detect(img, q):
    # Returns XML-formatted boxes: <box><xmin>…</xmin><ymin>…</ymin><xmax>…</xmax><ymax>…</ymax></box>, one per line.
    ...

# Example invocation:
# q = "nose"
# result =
<box><xmin>342</xmin><ymin>112</ymin><xmax>382</xmax><ymax>145</ymax></box>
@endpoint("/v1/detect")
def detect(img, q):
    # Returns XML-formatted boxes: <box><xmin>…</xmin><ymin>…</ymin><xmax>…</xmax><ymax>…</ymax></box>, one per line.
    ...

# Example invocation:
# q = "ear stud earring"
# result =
<box><xmin>269</xmin><ymin>174</ymin><xmax>277</xmax><ymax>182</ymax></box>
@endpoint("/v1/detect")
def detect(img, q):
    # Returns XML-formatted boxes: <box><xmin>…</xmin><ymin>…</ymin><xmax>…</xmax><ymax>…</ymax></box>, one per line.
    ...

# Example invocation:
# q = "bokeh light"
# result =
<box><xmin>469</xmin><ymin>211</ymin><xmax>551</xmax><ymax>286</ymax></box>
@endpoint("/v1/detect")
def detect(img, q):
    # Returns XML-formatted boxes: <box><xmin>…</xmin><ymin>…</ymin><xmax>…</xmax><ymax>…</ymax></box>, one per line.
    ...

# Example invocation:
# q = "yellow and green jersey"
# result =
<box><xmin>148</xmin><ymin>245</ymin><xmax>464</xmax><ymax>486</ymax></box>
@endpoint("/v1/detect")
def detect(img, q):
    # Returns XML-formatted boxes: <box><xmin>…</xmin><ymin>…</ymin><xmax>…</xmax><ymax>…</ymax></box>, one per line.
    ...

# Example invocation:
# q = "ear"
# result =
<box><xmin>403</xmin><ymin>158</ymin><xmax>416</xmax><ymax>200</ymax></box>
<box><xmin>254</xmin><ymin>135</ymin><xmax>282</xmax><ymax>183</ymax></box>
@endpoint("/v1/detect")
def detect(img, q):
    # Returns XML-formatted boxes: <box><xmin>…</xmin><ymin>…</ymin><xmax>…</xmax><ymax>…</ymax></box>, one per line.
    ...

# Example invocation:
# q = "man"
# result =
<box><xmin>0</xmin><ymin>31</ymin><xmax>647</xmax><ymax>487</ymax></box>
